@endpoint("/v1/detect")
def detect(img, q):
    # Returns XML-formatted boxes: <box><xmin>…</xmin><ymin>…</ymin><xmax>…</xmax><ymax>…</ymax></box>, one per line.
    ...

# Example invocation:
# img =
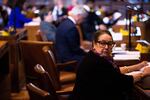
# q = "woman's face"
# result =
<box><xmin>93</xmin><ymin>33</ymin><xmax>114</xmax><ymax>57</ymax></box>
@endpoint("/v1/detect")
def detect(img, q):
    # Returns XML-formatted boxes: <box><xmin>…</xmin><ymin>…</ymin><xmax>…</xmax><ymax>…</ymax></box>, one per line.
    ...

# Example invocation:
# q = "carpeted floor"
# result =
<box><xmin>11</xmin><ymin>86</ymin><xmax>29</xmax><ymax>100</ymax></box>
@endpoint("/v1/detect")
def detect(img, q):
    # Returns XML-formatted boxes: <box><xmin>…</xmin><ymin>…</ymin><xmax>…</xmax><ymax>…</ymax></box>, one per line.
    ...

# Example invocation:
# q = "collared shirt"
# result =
<box><xmin>68</xmin><ymin>16</ymin><xmax>76</xmax><ymax>24</ymax></box>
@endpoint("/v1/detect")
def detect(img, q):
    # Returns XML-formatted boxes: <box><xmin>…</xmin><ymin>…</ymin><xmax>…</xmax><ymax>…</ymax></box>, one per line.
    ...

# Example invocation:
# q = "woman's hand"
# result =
<box><xmin>136</xmin><ymin>61</ymin><xmax>148</xmax><ymax>70</ymax></box>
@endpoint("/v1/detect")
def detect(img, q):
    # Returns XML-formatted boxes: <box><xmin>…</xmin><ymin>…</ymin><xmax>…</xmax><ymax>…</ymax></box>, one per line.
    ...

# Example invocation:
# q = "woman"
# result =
<box><xmin>69</xmin><ymin>30</ymin><xmax>150</xmax><ymax>100</ymax></box>
<box><xmin>7</xmin><ymin>0</ymin><xmax>32</xmax><ymax>28</ymax></box>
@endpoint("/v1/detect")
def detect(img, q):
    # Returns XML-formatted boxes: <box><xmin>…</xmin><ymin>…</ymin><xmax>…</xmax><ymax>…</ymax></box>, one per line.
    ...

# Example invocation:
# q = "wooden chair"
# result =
<box><xmin>42</xmin><ymin>46</ymin><xmax>76</xmax><ymax>90</ymax></box>
<box><xmin>34</xmin><ymin>64</ymin><xmax>73</xmax><ymax>98</ymax></box>
<box><xmin>76</xmin><ymin>25</ymin><xmax>92</xmax><ymax>51</ymax></box>
<box><xmin>26</xmin><ymin>83</ymin><xmax>55</xmax><ymax>100</ymax></box>
<box><xmin>35</xmin><ymin>30</ymin><xmax>48</xmax><ymax>41</ymax></box>
<box><xmin>19</xmin><ymin>40</ymin><xmax>76</xmax><ymax>85</ymax></box>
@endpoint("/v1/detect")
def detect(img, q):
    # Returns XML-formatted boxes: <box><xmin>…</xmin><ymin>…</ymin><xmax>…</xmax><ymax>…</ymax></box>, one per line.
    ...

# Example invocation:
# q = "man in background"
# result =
<box><xmin>55</xmin><ymin>5</ymin><xmax>87</xmax><ymax>69</ymax></box>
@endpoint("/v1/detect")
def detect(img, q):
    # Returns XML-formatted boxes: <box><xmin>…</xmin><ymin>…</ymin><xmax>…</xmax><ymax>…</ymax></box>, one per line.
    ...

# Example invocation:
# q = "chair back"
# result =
<box><xmin>26</xmin><ymin>83</ymin><xmax>52</xmax><ymax>100</ymax></box>
<box><xmin>19</xmin><ymin>40</ymin><xmax>53</xmax><ymax>83</ymax></box>
<box><xmin>42</xmin><ymin>46</ymin><xmax>61</xmax><ymax>90</ymax></box>
<box><xmin>76</xmin><ymin>25</ymin><xmax>92</xmax><ymax>50</ymax></box>
<box><xmin>35</xmin><ymin>30</ymin><xmax>48</xmax><ymax>41</ymax></box>
<box><xmin>34</xmin><ymin>64</ymin><xmax>59</xmax><ymax>100</ymax></box>
<box><xmin>76</xmin><ymin>25</ymin><xmax>83</xmax><ymax>45</ymax></box>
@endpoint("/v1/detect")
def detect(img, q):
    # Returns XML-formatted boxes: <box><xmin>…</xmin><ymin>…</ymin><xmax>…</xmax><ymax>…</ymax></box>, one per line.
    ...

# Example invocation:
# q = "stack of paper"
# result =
<box><xmin>113</xmin><ymin>49</ymin><xmax>140</xmax><ymax>60</ymax></box>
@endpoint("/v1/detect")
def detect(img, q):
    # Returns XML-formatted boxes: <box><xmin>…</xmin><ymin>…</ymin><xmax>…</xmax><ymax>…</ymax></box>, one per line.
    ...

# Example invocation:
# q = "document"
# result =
<box><xmin>113</xmin><ymin>49</ymin><xmax>140</xmax><ymax>60</ymax></box>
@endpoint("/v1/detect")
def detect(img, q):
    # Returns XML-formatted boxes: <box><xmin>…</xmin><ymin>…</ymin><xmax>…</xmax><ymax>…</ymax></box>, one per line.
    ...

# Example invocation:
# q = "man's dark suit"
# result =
<box><xmin>55</xmin><ymin>18</ymin><xmax>86</xmax><ymax>64</ymax></box>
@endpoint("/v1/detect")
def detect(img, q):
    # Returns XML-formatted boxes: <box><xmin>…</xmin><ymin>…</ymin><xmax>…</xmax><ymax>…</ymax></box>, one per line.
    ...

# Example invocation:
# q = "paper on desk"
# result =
<box><xmin>24</xmin><ymin>21</ymin><xmax>40</xmax><ymax>26</ymax></box>
<box><xmin>113</xmin><ymin>55</ymin><xmax>140</xmax><ymax>60</ymax></box>
<box><xmin>112</xmin><ymin>47</ymin><xmax>126</xmax><ymax>54</ymax></box>
<box><xmin>112</xmin><ymin>33</ymin><xmax>123</xmax><ymax>41</ymax></box>
<box><xmin>113</xmin><ymin>50</ymin><xmax>140</xmax><ymax>60</ymax></box>
<box><xmin>125</xmin><ymin>71</ymin><xmax>142</xmax><ymax>76</ymax></box>
<box><xmin>109</xmin><ymin>28</ymin><xmax>123</xmax><ymax>41</ymax></box>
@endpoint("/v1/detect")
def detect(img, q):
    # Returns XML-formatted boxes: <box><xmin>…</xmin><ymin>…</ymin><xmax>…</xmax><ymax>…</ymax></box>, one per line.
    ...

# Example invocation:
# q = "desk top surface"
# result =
<box><xmin>0</xmin><ymin>41</ymin><xmax>7</xmax><ymax>49</ymax></box>
<box><xmin>0</xmin><ymin>41</ymin><xmax>8</xmax><ymax>57</ymax></box>
<box><xmin>0</xmin><ymin>28</ymin><xmax>27</xmax><ymax>40</ymax></box>
<box><xmin>135</xmin><ymin>85</ymin><xmax>150</xmax><ymax>98</ymax></box>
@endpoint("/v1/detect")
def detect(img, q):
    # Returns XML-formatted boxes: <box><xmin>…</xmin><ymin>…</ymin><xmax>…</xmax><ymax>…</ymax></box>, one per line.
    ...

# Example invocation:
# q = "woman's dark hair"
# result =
<box><xmin>93</xmin><ymin>30</ymin><xmax>113</xmax><ymax>43</ymax></box>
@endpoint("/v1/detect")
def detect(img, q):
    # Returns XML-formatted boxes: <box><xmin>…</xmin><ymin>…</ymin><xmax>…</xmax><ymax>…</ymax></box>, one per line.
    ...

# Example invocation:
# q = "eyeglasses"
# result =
<box><xmin>97</xmin><ymin>40</ymin><xmax>115</xmax><ymax>47</ymax></box>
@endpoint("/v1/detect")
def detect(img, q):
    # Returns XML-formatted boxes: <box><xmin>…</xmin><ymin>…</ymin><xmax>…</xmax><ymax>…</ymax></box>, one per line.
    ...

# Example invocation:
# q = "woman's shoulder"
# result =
<box><xmin>86</xmin><ymin>50</ymin><xmax>111</xmax><ymax>64</ymax></box>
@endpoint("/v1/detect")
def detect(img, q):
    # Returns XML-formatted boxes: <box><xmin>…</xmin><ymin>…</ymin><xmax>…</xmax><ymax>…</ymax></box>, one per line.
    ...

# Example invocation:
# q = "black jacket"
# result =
<box><xmin>70</xmin><ymin>50</ymin><xmax>134</xmax><ymax>100</ymax></box>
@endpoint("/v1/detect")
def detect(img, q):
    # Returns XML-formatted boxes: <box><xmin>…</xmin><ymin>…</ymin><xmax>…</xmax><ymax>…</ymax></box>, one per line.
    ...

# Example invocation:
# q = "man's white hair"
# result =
<box><xmin>70</xmin><ymin>5</ymin><xmax>87</xmax><ymax>16</ymax></box>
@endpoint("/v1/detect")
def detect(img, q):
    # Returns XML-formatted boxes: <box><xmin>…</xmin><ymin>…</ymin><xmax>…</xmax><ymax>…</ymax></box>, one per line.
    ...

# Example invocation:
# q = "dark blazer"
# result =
<box><xmin>55</xmin><ymin>18</ymin><xmax>86</xmax><ymax>63</ymax></box>
<box><xmin>70</xmin><ymin>50</ymin><xmax>134</xmax><ymax>100</ymax></box>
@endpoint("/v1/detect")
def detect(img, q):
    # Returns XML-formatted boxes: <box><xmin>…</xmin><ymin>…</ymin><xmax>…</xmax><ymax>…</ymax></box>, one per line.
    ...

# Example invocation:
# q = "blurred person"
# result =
<box><xmin>24</xmin><ymin>5</ymin><xmax>36</xmax><ymax>19</ymax></box>
<box><xmin>81</xmin><ymin>0</ymin><xmax>107</xmax><ymax>41</ymax></box>
<box><xmin>52</xmin><ymin>0</ymin><xmax>68</xmax><ymax>26</ymax></box>
<box><xmin>0</xmin><ymin>5</ymin><xmax>8</xmax><ymax>29</ymax></box>
<box><xmin>67</xmin><ymin>0</ymin><xmax>79</xmax><ymax>11</ymax></box>
<box><xmin>40</xmin><ymin>8</ymin><xmax>56</xmax><ymax>42</ymax></box>
<box><xmin>7</xmin><ymin>0</ymin><xmax>32</xmax><ymax>28</ymax></box>
<box><xmin>55</xmin><ymin>5</ymin><xmax>87</xmax><ymax>69</ymax></box>
<box><xmin>103</xmin><ymin>10</ymin><xmax>122</xmax><ymax>28</ymax></box>
<box><xmin>69</xmin><ymin>30</ymin><xmax>150</xmax><ymax>100</ymax></box>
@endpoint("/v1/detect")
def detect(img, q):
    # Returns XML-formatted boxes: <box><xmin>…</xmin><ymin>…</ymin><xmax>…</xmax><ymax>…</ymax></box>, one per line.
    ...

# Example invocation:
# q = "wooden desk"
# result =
<box><xmin>115</xmin><ymin>52</ymin><xmax>150</xmax><ymax>67</ymax></box>
<box><xmin>0</xmin><ymin>29</ymin><xmax>27</xmax><ymax>92</ymax></box>
<box><xmin>0</xmin><ymin>41</ymin><xmax>10</xmax><ymax>100</ymax></box>
<box><xmin>0</xmin><ymin>41</ymin><xmax>8</xmax><ymax>58</ymax></box>
<box><xmin>115</xmin><ymin>59</ymin><xmax>140</xmax><ymax>67</ymax></box>
<box><xmin>0</xmin><ymin>41</ymin><xmax>9</xmax><ymax>75</ymax></box>
<box><xmin>134</xmin><ymin>85</ymin><xmax>150</xmax><ymax>100</ymax></box>
<box><xmin>114</xmin><ymin>53</ymin><xmax>150</xmax><ymax>99</ymax></box>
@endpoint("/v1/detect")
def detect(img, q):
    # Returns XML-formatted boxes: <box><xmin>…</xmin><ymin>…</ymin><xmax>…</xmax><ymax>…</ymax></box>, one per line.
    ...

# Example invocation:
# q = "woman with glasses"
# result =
<box><xmin>69</xmin><ymin>30</ymin><xmax>150</xmax><ymax>100</ymax></box>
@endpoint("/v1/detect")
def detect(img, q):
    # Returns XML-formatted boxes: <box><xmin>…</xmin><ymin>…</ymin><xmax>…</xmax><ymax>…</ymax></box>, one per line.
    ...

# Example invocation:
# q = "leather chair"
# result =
<box><xmin>34</xmin><ymin>64</ymin><xmax>73</xmax><ymax>98</ymax></box>
<box><xmin>19</xmin><ymin>40</ymin><xmax>76</xmax><ymax>85</ymax></box>
<box><xmin>26</xmin><ymin>83</ymin><xmax>56</xmax><ymax>100</ymax></box>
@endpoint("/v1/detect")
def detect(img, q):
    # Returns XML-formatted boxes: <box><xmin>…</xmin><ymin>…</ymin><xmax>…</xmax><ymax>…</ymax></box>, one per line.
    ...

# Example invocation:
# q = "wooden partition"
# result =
<box><xmin>0</xmin><ymin>29</ymin><xmax>27</xmax><ymax>92</ymax></box>
<box><xmin>25</xmin><ymin>25</ymin><xmax>40</xmax><ymax>41</ymax></box>
<box><xmin>0</xmin><ymin>41</ymin><xmax>10</xmax><ymax>99</ymax></box>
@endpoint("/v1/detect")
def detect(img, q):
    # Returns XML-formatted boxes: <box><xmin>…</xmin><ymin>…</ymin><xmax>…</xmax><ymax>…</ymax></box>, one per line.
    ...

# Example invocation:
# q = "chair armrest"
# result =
<box><xmin>56</xmin><ymin>60</ymin><xmax>77</xmax><ymax>71</ymax></box>
<box><xmin>27</xmin><ymin>83</ymin><xmax>50</xmax><ymax>97</ymax></box>
<box><xmin>55</xmin><ymin>83</ymin><xmax>74</xmax><ymax>95</ymax></box>
<box><xmin>56</xmin><ymin>90</ymin><xmax>72</xmax><ymax>95</ymax></box>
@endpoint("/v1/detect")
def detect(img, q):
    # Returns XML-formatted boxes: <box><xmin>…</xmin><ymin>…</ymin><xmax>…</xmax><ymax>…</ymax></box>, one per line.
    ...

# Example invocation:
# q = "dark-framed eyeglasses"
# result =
<box><xmin>96</xmin><ymin>40</ymin><xmax>115</xmax><ymax>47</ymax></box>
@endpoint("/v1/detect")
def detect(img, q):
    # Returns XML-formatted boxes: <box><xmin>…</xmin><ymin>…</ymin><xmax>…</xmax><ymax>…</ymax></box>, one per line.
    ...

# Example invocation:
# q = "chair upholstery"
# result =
<box><xmin>26</xmin><ymin>83</ymin><xmax>54</xmax><ymax>100</ymax></box>
<box><xmin>34</xmin><ymin>64</ymin><xmax>74</xmax><ymax>97</ymax></box>
<box><xmin>19</xmin><ymin>40</ymin><xmax>76</xmax><ymax>85</ymax></box>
